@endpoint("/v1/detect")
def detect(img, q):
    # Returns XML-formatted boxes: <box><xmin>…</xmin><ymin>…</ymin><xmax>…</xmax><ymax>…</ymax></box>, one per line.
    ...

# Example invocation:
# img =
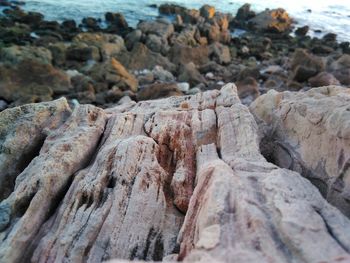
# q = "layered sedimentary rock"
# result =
<box><xmin>251</xmin><ymin>86</ymin><xmax>350</xmax><ymax>218</ymax></box>
<box><xmin>1</xmin><ymin>84</ymin><xmax>350</xmax><ymax>263</ymax></box>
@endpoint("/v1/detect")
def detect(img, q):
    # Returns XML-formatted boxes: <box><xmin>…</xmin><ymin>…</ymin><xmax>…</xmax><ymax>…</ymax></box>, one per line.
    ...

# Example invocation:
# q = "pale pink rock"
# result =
<box><xmin>1</xmin><ymin>85</ymin><xmax>350</xmax><ymax>263</ymax></box>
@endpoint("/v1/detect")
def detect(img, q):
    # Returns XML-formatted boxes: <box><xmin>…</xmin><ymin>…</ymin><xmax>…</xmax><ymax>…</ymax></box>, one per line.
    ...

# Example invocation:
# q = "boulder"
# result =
<box><xmin>88</xmin><ymin>58</ymin><xmax>138</xmax><ymax>93</ymax></box>
<box><xmin>291</xmin><ymin>49</ymin><xmax>325</xmax><ymax>82</ymax></box>
<box><xmin>0</xmin><ymin>59</ymin><xmax>71</xmax><ymax>104</ymax></box>
<box><xmin>137</xmin><ymin>82</ymin><xmax>183</xmax><ymax>101</ymax></box>
<box><xmin>308</xmin><ymin>72</ymin><xmax>340</xmax><ymax>87</ymax></box>
<box><xmin>105</xmin><ymin>12</ymin><xmax>128</xmax><ymax>30</ymax></box>
<box><xmin>178</xmin><ymin>62</ymin><xmax>207</xmax><ymax>87</ymax></box>
<box><xmin>248</xmin><ymin>8</ymin><xmax>292</xmax><ymax>33</ymax></box>
<box><xmin>251</xmin><ymin>86</ymin><xmax>350</xmax><ymax>217</ymax></box>
<box><xmin>295</xmin><ymin>25</ymin><xmax>309</xmax><ymax>37</ymax></box>
<box><xmin>73</xmin><ymin>33</ymin><xmax>126</xmax><ymax>61</ymax></box>
<box><xmin>329</xmin><ymin>54</ymin><xmax>350</xmax><ymax>85</ymax></box>
<box><xmin>0</xmin><ymin>45</ymin><xmax>52</xmax><ymax>64</ymax></box>
<box><xmin>66</xmin><ymin>43</ymin><xmax>101</xmax><ymax>62</ymax></box>
<box><xmin>117</xmin><ymin>43</ymin><xmax>176</xmax><ymax>73</ymax></box>
<box><xmin>2</xmin><ymin>85</ymin><xmax>350</xmax><ymax>262</ymax></box>
<box><xmin>236</xmin><ymin>77</ymin><xmax>260</xmax><ymax>105</ymax></box>
<box><xmin>124</xmin><ymin>29</ymin><xmax>142</xmax><ymax>50</ymax></box>
<box><xmin>168</xmin><ymin>44</ymin><xmax>210</xmax><ymax>66</ymax></box>
<box><xmin>137</xmin><ymin>19</ymin><xmax>174</xmax><ymax>39</ymax></box>
<box><xmin>209</xmin><ymin>42</ymin><xmax>231</xmax><ymax>65</ymax></box>
<box><xmin>235</xmin><ymin>3</ymin><xmax>256</xmax><ymax>21</ymax></box>
<box><xmin>199</xmin><ymin>5</ymin><xmax>215</xmax><ymax>19</ymax></box>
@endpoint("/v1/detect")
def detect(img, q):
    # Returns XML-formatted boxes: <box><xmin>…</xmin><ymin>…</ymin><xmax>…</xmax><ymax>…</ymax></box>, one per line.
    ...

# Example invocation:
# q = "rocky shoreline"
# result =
<box><xmin>0</xmin><ymin>1</ymin><xmax>349</xmax><ymax>110</ymax></box>
<box><xmin>1</xmin><ymin>1</ymin><xmax>350</xmax><ymax>263</ymax></box>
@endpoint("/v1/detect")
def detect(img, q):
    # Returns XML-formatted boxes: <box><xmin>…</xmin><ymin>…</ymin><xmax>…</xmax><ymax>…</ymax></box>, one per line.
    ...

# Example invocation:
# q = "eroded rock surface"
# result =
<box><xmin>1</xmin><ymin>84</ymin><xmax>350</xmax><ymax>263</ymax></box>
<box><xmin>251</xmin><ymin>86</ymin><xmax>350</xmax><ymax>218</ymax></box>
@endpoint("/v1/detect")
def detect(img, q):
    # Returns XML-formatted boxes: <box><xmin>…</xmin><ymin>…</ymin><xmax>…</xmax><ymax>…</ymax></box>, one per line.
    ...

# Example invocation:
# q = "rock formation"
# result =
<box><xmin>1</xmin><ymin>84</ymin><xmax>350</xmax><ymax>263</ymax></box>
<box><xmin>251</xmin><ymin>86</ymin><xmax>350</xmax><ymax>218</ymax></box>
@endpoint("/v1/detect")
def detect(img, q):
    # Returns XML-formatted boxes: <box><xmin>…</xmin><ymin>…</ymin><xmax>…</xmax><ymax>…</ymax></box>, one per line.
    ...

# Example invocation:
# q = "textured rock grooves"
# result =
<box><xmin>1</xmin><ymin>84</ymin><xmax>350</xmax><ymax>263</ymax></box>
<box><xmin>250</xmin><ymin>86</ymin><xmax>350</xmax><ymax>218</ymax></box>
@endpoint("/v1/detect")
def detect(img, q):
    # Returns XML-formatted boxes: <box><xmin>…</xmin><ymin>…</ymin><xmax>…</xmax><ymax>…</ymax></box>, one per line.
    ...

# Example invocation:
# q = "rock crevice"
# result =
<box><xmin>1</xmin><ymin>85</ymin><xmax>350</xmax><ymax>263</ymax></box>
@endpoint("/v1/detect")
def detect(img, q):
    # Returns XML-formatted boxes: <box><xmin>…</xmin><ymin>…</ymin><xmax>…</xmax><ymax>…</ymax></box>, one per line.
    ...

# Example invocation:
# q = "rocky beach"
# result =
<box><xmin>1</xmin><ymin>0</ymin><xmax>350</xmax><ymax>262</ymax></box>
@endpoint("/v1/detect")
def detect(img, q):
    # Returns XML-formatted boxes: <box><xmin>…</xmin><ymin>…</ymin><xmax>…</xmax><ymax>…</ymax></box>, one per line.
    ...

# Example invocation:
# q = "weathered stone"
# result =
<box><xmin>178</xmin><ymin>62</ymin><xmax>207</xmax><ymax>87</ymax></box>
<box><xmin>235</xmin><ymin>3</ymin><xmax>256</xmax><ymax>21</ymax></box>
<box><xmin>251</xmin><ymin>86</ymin><xmax>350</xmax><ymax>217</ymax></box>
<box><xmin>168</xmin><ymin>44</ymin><xmax>210</xmax><ymax>66</ymax></box>
<box><xmin>66</xmin><ymin>43</ymin><xmax>101</xmax><ymax>62</ymax></box>
<box><xmin>137</xmin><ymin>19</ymin><xmax>174</xmax><ymax>39</ymax></box>
<box><xmin>117</xmin><ymin>43</ymin><xmax>176</xmax><ymax>73</ymax></box>
<box><xmin>308</xmin><ymin>72</ymin><xmax>340</xmax><ymax>87</ymax></box>
<box><xmin>209</xmin><ymin>42</ymin><xmax>231</xmax><ymax>65</ymax></box>
<box><xmin>291</xmin><ymin>49</ymin><xmax>325</xmax><ymax>82</ymax></box>
<box><xmin>137</xmin><ymin>82</ymin><xmax>183</xmax><ymax>101</ymax></box>
<box><xmin>88</xmin><ymin>58</ymin><xmax>138</xmax><ymax>92</ymax></box>
<box><xmin>249</xmin><ymin>8</ymin><xmax>292</xmax><ymax>33</ymax></box>
<box><xmin>0</xmin><ymin>59</ymin><xmax>71</xmax><ymax>104</ymax></box>
<box><xmin>0</xmin><ymin>45</ymin><xmax>52</xmax><ymax>64</ymax></box>
<box><xmin>73</xmin><ymin>33</ymin><xmax>126</xmax><ymax>60</ymax></box>
<box><xmin>199</xmin><ymin>5</ymin><xmax>215</xmax><ymax>19</ymax></box>
<box><xmin>1</xmin><ymin>85</ymin><xmax>350</xmax><ymax>263</ymax></box>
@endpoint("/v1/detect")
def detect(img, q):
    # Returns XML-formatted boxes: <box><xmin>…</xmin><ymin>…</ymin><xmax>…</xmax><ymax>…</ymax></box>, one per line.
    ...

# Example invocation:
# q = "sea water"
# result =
<box><xmin>12</xmin><ymin>0</ymin><xmax>350</xmax><ymax>41</ymax></box>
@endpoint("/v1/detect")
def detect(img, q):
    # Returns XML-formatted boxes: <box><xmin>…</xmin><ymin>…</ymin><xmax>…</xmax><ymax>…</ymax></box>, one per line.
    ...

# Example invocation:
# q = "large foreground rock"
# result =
<box><xmin>1</xmin><ymin>85</ymin><xmax>350</xmax><ymax>263</ymax></box>
<box><xmin>251</xmin><ymin>86</ymin><xmax>350</xmax><ymax>218</ymax></box>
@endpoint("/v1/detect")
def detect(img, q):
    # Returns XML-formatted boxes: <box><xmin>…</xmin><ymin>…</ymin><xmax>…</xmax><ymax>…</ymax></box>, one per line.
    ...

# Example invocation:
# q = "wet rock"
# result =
<box><xmin>158</xmin><ymin>3</ymin><xmax>186</xmax><ymax>15</ymax></box>
<box><xmin>295</xmin><ymin>25</ymin><xmax>309</xmax><ymax>37</ymax></box>
<box><xmin>81</xmin><ymin>17</ymin><xmax>100</xmax><ymax>30</ymax></box>
<box><xmin>249</xmin><ymin>8</ymin><xmax>292</xmax><ymax>33</ymax></box>
<box><xmin>308</xmin><ymin>72</ymin><xmax>340</xmax><ymax>87</ymax></box>
<box><xmin>323</xmin><ymin>33</ymin><xmax>337</xmax><ymax>42</ymax></box>
<box><xmin>137</xmin><ymin>82</ymin><xmax>183</xmax><ymax>100</ymax></box>
<box><xmin>251</xmin><ymin>86</ymin><xmax>350</xmax><ymax>218</ymax></box>
<box><xmin>105</xmin><ymin>12</ymin><xmax>128</xmax><ymax>29</ymax></box>
<box><xmin>235</xmin><ymin>3</ymin><xmax>256</xmax><ymax>21</ymax></box>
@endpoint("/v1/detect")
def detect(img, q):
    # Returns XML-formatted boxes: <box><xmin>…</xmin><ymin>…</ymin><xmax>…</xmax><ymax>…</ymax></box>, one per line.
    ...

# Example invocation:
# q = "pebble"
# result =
<box><xmin>177</xmin><ymin>82</ymin><xmax>190</xmax><ymax>93</ymax></box>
